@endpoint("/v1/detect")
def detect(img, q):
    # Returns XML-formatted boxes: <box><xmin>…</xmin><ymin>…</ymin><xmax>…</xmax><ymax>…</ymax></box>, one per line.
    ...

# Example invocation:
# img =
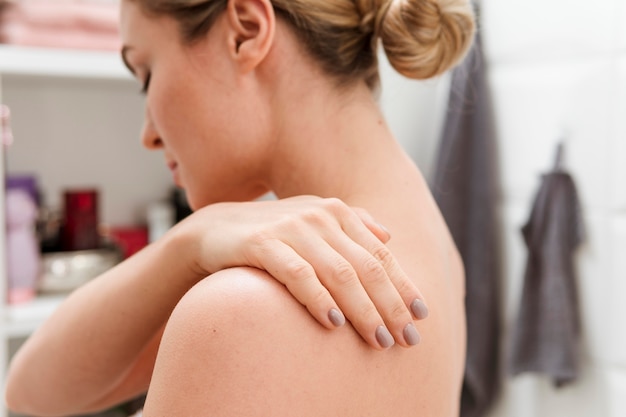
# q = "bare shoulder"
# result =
<box><xmin>143</xmin><ymin>267</ymin><xmax>456</xmax><ymax>417</ymax></box>
<box><xmin>142</xmin><ymin>266</ymin><xmax>355</xmax><ymax>416</ymax></box>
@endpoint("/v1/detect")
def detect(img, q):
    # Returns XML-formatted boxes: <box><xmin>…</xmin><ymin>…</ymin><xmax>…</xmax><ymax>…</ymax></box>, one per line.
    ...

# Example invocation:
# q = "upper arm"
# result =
<box><xmin>86</xmin><ymin>326</ymin><xmax>165</xmax><ymax>413</ymax></box>
<box><xmin>141</xmin><ymin>267</ymin><xmax>365</xmax><ymax>417</ymax></box>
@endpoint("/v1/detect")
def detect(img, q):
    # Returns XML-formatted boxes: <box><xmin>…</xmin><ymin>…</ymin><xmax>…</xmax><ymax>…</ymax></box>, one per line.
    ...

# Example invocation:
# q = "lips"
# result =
<box><xmin>166</xmin><ymin>160</ymin><xmax>182</xmax><ymax>187</ymax></box>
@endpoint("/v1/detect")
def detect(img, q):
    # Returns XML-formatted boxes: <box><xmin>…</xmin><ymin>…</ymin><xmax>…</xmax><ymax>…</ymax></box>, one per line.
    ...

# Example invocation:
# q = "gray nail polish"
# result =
<box><xmin>328</xmin><ymin>308</ymin><xmax>345</xmax><ymax>327</ymax></box>
<box><xmin>411</xmin><ymin>299</ymin><xmax>429</xmax><ymax>320</ymax></box>
<box><xmin>403</xmin><ymin>323</ymin><xmax>421</xmax><ymax>346</ymax></box>
<box><xmin>376</xmin><ymin>222</ymin><xmax>391</xmax><ymax>236</ymax></box>
<box><xmin>375</xmin><ymin>325</ymin><xmax>395</xmax><ymax>348</ymax></box>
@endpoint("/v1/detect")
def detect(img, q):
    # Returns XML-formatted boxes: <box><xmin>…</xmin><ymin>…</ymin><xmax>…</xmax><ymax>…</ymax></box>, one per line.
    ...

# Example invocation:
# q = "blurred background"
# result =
<box><xmin>380</xmin><ymin>1</ymin><xmax>626</xmax><ymax>416</ymax></box>
<box><xmin>0</xmin><ymin>0</ymin><xmax>625</xmax><ymax>416</ymax></box>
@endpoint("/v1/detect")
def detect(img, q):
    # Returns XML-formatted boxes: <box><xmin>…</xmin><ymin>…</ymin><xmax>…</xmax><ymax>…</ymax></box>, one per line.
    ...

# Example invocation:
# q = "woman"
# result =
<box><xmin>6</xmin><ymin>0</ymin><xmax>474</xmax><ymax>415</ymax></box>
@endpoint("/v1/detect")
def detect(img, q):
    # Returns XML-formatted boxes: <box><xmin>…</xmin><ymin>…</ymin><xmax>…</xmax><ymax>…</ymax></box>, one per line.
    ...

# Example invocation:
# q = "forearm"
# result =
<box><xmin>4</xmin><ymin>196</ymin><xmax>427</xmax><ymax>414</ymax></box>
<box><xmin>5</xmin><ymin>222</ymin><xmax>202</xmax><ymax>415</ymax></box>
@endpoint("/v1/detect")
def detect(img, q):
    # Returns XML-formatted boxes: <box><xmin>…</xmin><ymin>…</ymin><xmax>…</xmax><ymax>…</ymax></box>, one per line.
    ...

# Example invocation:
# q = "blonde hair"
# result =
<box><xmin>133</xmin><ymin>0</ymin><xmax>475</xmax><ymax>88</ymax></box>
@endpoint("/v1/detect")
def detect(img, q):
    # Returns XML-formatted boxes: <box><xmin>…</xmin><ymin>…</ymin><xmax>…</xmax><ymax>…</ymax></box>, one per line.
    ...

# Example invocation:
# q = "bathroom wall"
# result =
<box><xmin>378</xmin><ymin>0</ymin><xmax>626</xmax><ymax>416</ymax></box>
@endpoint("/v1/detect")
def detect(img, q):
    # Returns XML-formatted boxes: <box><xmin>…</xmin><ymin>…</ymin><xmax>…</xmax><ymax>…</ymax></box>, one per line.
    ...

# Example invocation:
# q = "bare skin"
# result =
<box><xmin>5</xmin><ymin>0</ymin><xmax>466</xmax><ymax>415</ymax></box>
<box><xmin>130</xmin><ymin>1</ymin><xmax>467</xmax><ymax>416</ymax></box>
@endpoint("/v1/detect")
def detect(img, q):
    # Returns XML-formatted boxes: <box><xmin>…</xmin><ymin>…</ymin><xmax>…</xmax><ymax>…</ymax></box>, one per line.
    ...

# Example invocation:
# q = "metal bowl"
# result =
<box><xmin>38</xmin><ymin>247</ymin><xmax>122</xmax><ymax>294</ymax></box>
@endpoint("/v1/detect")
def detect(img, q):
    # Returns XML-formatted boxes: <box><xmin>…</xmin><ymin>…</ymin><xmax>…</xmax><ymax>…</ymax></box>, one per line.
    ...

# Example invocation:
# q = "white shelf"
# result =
<box><xmin>0</xmin><ymin>45</ymin><xmax>132</xmax><ymax>80</ymax></box>
<box><xmin>3</xmin><ymin>295</ymin><xmax>66</xmax><ymax>338</ymax></box>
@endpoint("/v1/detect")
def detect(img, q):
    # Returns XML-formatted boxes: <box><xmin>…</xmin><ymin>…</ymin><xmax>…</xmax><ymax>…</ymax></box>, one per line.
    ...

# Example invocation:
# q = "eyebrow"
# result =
<box><xmin>120</xmin><ymin>45</ymin><xmax>136</xmax><ymax>75</ymax></box>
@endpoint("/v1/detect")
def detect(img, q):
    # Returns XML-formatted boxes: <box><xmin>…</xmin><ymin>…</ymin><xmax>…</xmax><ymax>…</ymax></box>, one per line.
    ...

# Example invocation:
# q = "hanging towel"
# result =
<box><xmin>0</xmin><ymin>0</ymin><xmax>120</xmax><ymax>51</ymax></box>
<box><xmin>431</xmin><ymin>29</ymin><xmax>502</xmax><ymax>417</ymax></box>
<box><xmin>508</xmin><ymin>144</ymin><xmax>584</xmax><ymax>387</ymax></box>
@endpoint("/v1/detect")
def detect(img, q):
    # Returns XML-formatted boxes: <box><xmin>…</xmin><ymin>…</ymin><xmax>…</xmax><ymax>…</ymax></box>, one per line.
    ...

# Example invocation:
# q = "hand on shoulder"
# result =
<box><xmin>171</xmin><ymin>195</ymin><xmax>428</xmax><ymax>349</ymax></box>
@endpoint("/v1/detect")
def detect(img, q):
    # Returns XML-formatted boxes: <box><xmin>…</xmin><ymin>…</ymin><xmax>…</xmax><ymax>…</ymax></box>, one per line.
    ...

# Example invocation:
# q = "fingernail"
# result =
<box><xmin>375</xmin><ymin>325</ymin><xmax>395</xmax><ymax>348</ymax></box>
<box><xmin>411</xmin><ymin>299</ymin><xmax>429</xmax><ymax>320</ymax></box>
<box><xmin>376</xmin><ymin>222</ymin><xmax>391</xmax><ymax>237</ymax></box>
<box><xmin>403</xmin><ymin>323</ymin><xmax>421</xmax><ymax>346</ymax></box>
<box><xmin>328</xmin><ymin>308</ymin><xmax>345</xmax><ymax>327</ymax></box>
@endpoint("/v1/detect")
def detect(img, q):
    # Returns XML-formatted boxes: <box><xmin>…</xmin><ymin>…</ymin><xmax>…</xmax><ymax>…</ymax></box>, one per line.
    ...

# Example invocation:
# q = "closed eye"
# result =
<box><xmin>141</xmin><ymin>72</ymin><xmax>152</xmax><ymax>94</ymax></box>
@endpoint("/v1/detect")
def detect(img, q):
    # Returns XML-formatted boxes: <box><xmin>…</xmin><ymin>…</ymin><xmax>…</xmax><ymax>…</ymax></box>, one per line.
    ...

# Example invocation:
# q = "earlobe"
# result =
<box><xmin>226</xmin><ymin>0</ymin><xmax>275</xmax><ymax>72</ymax></box>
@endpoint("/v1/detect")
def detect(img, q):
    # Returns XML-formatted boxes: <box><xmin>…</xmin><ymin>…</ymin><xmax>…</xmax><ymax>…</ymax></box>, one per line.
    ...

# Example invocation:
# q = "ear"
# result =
<box><xmin>225</xmin><ymin>0</ymin><xmax>275</xmax><ymax>73</ymax></box>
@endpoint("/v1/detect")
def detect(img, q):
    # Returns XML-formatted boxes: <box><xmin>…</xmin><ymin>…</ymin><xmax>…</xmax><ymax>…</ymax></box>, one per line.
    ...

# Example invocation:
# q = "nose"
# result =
<box><xmin>141</xmin><ymin>107</ymin><xmax>163</xmax><ymax>150</ymax></box>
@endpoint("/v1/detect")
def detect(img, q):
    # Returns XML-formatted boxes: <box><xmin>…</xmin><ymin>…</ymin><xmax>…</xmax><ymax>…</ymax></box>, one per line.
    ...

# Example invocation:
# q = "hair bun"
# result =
<box><xmin>379</xmin><ymin>0</ymin><xmax>475</xmax><ymax>80</ymax></box>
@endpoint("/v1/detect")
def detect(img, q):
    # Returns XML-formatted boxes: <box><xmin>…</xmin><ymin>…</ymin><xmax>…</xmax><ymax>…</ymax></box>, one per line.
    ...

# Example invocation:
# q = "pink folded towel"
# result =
<box><xmin>0</xmin><ymin>0</ymin><xmax>120</xmax><ymax>51</ymax></box>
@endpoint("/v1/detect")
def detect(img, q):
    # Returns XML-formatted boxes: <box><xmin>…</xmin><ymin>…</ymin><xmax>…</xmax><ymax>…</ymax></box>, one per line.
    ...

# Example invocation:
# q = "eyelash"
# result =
<box><xmin>141</xmin><ymin>72</ymin><xmax>152</xmax><ymax>94</ymax></box>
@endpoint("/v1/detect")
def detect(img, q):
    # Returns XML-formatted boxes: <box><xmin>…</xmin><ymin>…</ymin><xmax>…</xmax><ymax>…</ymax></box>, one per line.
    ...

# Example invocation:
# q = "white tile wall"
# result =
<box><xmin>607</xmin><ymin>369</ymin><xmax>626</xmax><ymax>417</ymax></box>
<box><xmin>605</xmin><ymin>215</ymin><xmax>626</xmax><ymax>367</ymax></box>
<box><xmin>616</xmin><ymin>0</ymin><xmax>626</xmax><ymax>52</ymax></box>
<box><xmin>489</xmin><ymin>60</ymin><xmax>615</xmax><ymax>209</ymax></box>
<box><xmin>612</xmin><ymin>58</ymin><xmax>626</xmax><ymax>210</ymax></box>
<box><xmin>481</xmin><ymin>0</ymin><xmax>621</xmax><ymax>65</ymax></box>
<box><xmin>533</xmin><ymin>366</ymin><xmax>610</xmax><ymax>417</ymax></box>
<box><xmin>488</xmin><ymin>375</ymin><xmax>541</xmax><ymax>417</ymax></box>
<box><xmin>490</xmin><ymin>366</ymin><xmax>611</xmax><ymax>417</ymax></box>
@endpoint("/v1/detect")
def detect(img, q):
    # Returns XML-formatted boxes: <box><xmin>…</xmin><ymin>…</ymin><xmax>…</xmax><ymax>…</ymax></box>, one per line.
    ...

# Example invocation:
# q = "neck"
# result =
<box><xmin>272</xmin><ymin>87</ymin><xmax>398</xmax><ymax>198</ymax></box>
<box><xmin>253</xmin><ymin>21</ymin><xmax>419</xmax><ymax>204</ymax></box>
<box><xmin>262</xmin><ymin>72</ymin><xmax>412</xmax><ymax>203</ymax></box>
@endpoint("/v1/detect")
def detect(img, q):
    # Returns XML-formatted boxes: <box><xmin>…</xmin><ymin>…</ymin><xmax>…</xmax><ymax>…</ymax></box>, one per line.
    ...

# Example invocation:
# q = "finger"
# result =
<box><xmin>336</xmin><ymin>206</ymin><xmax>428</xmax><ymax>308</ymax></box>
<box><xmin>291</xmin><ymin>236</ymin><xmax>395</xmax><ymax>350</ymax></box>
<box><xmin>344</xmin><ymin>216</ymin><xmax>428</xmax><ymax>317</ymax></box>
<box><xmin>324</xmin><ymin>234</ymin><xmax>422</xmax><ymax>348</ymax></box>
<box><xmin>333</xmin><ymin>209</ymin><xmax>429</xmax><ymax>335</ymax></box>
<box><xmin>350</xmin><ymin>207</ymin><xmax>391</xmax><ymax>244</ymax></box>
<box><xmin>248</xmin><ymin>238</ymin><xmax>346</xmax><ymax>330</ymax></box>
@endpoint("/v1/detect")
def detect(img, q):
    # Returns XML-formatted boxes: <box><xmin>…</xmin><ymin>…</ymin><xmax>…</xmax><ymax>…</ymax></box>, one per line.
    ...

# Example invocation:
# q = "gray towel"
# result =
<box><xmin>431</xmin><ymin>30</ymin><xmax>502</xmax><ymax>417</ymax></box>
<box><xmin>508</xmin><ymin>144</ymin><xmax>584</xmax><ymax>387</ymax></box>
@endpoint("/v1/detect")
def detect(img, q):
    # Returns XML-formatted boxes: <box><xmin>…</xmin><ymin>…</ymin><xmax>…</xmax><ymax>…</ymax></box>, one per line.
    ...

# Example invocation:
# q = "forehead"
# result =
<box><xmin>119</xmin><ymin>1</ymin><xmax>144</xmax><ymax>42</ymax></box>
<box><xmin>119</xmin><ymin>1</ymin><xmax>172</xmax><ymax>44</ymax></box>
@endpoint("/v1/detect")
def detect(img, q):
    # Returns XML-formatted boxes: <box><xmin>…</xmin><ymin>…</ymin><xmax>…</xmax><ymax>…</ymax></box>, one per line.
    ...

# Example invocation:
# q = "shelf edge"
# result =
<box><xmin>0</xmin><ymin>45</ymin><xmax>132</xmax><ymax>80</ymax></box>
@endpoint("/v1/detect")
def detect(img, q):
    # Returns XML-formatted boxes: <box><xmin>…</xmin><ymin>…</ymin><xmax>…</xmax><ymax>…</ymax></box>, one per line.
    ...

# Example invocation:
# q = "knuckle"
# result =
<box><xmin>303</xmin><ymin>209</ymin><xmax>327</xmax><ymax>228</ymax></box>
<box><xmin>285</xmin><ymin>260</ymin><xmax>315</xmax><ymax>283</ymax></box>
<box><xmin>394</xmin><ymin>276</ymin><xmax>417</xmax><ymax>296</ymax></box>
<box><xmin>356</xmin><ymin>304</ymin><xmax>382</xmax><ymax>328</ymax></box>
<box><xmin>361</xmin><ymin>257</ymin><xmax>387</xmax><ymax>283</ymax></box>
<box><xmin>324</xmin><ymin>197</ymin><xmax>343</xmax><ymax>208</ymax></box>
<box><xmin>331</xmin><ymin>260</ymin><xmax>358</xmax><ymax>287</ymax></box>
<box><xmin>288</xmin><ymin>205</ymin><xmax>328</xmax><ymax>229</ymax></box>
<box><xmin>387</xmin><ymin>301</ymin><xmax>410</xmax><ymax>322</ymax></box>
<box><xmin>308</xmin><ymin>287</ymin><xmax>330</xmax><ymax>308</ymax></box>
<box><xmin>280</xmin><ymin>213</ymin><xmax>305</xmax><ymax>230</ymax></box>
<box><xmin>246</xmin><ymin>228</ymin><xmax>272</xmax><ymax>248</ymax></box>
<box><xmin>371</xmin><ymin>245</ymin><xmax>394</xmax><ymax>268</ymax></box>
<box><xmin>243</xmin><ymin>232</ymin><xmax>272</xmax><ymax>260</ymax></box>
<box><xmin>322</xmin><ymin>197</ymin><xmax>349</xmax><ymax>215</ymax></box>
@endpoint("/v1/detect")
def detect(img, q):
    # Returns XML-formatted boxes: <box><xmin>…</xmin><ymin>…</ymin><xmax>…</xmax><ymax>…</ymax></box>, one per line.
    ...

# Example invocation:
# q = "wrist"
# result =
<box><xmin>164</xmin><ymin>215</ymin><xmax>211</xmax><ymax>286</ymax></box>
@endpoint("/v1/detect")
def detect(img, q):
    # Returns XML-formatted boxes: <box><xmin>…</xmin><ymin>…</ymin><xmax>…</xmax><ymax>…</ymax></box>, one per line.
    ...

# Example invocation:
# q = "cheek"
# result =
<box><xmin>147</xmin><ymin>85</ymin><xmax>199</xmax><ymax>157</ymax></box>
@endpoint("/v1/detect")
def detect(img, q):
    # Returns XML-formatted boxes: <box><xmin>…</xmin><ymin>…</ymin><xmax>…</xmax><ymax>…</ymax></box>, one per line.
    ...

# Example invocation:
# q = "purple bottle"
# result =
<box><xmin>6</xmin><ymin>188</ymin><xmax>40</xmax><ymax>304</ymax></box>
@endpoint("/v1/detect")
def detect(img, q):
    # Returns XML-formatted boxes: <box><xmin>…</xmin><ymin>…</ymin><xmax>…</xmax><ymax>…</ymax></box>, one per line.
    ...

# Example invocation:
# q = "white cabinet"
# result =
<box><xmin>0</xmin><ymin>45</ymin><xmax>172</xmax><ymax>417</ymax></box>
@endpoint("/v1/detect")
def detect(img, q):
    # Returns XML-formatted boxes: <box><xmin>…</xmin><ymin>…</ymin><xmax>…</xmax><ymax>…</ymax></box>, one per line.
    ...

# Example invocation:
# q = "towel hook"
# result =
<box><xmin>553</xmin><ymin>141</ymin><xmax>565</xmax><ymax>172</ymax></box>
